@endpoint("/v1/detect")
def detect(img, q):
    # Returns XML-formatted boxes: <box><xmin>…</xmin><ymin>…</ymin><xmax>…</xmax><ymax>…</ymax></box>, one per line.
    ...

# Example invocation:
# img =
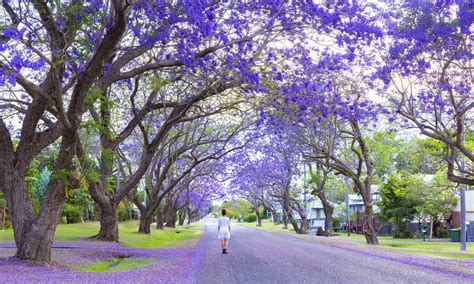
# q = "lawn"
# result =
<box><xmin>335</xmin><ymin>233</ymin><xmax>474</xmax><ymax>259</ymax></box>
<box><xmin>238</xmin><ymin>219</ymin><xmax>294</xmax><ymax>232</ymax></box>
<box><xmin>75</xmin><ymin>257</ymin><xmax>155</xmax><ymax>272</ymax></box>
<box><xmin>0</xmin><ymin>221</ymin><xmax>203</xmax><ymax>248</ymax></box>
<box><xmin>237</xmin><ymin>220</ymin><xmax>474</xmax><ymax>259</ymax></box>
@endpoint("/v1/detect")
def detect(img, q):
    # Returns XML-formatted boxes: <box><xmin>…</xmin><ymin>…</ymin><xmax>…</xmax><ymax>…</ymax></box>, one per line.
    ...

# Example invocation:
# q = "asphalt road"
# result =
<box><xmin>194</xmin><ymin>220</ymin><xmax>470</xmax><ymax>284</ymax></box>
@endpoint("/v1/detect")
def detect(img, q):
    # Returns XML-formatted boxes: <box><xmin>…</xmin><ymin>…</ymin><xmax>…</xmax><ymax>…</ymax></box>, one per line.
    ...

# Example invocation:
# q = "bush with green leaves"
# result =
<box><xmin>63</xmin><ymin>204</ymin><xmax>83</xmax><ymax>224</ymax></box>
<box><xmin>118</xmin><ymin>208</ymin><xmax>131</xmax><ymax>222</ymax></box>
<box><xmin>436</xmin><ymin>227</ymin><xmax>449</xmax><ymax>238</ymax></box>
<box><xmin>243</xmin><ymin>213</ymin><xmax>257</xmax><ymax>223</ymax></box>
<box><xmin>395</xmin><ymin>229</ymin><xmax>413</xmax><ymax>239</ymax></box>
<box><xmin>217</xmin><ymin>199</ymin><xmax>253</xmax><ymax>219</ymax></box>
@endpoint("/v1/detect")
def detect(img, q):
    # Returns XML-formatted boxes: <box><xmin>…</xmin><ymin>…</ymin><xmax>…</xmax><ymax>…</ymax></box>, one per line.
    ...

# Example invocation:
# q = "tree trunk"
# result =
<box><xmin>93</xmin><ymin>202</ymin><xmax>119</xmax><ymax>242</ymax></box>
<box><xmin>282</xmin><ymin>212</ymin><xmax>288</xmax><ymax>229</ymax></box>
<box><xmin>3</xmin><ymin>171</ymin><xmax>66</xmax><ymax>263</ymax></box>
<box><xmin>362</xmin><ymin>205</ymin><xmax>379</xmax><ymax>245</ymax></box>
<box><xmin>138</xmin><ymin>212</ymin><xmax>153</xmax><ymax>234</ymax></box>
<box><xmin>165</xmin><ymin>209</ymin><xmax>177</xmax><ymax>228</ymax></box>
<box><xmin>323</xmin><ymin>205</ymin><xmax>334</xmax><ymax>237</ymax></box>
<box><xmin>178</xmin><ymin>210</ymin><xmax>185</xmax><ymax>226</ymax></box>
<box><xmin>156</xmin><ymin>209</ymin><xmax>164</xmax><ymax>230</ymax></box>
<box><xmin>0</xmin><ymin>204</ymin><xmax>5</xmax><ymax>230</ymax></box>
<box><xmin>316</xmin><ymin>190</ymin><xmax>334</xmax><ymax>237</ymax></box>
<box><xmin>299</xmin><ymin>216</ymin><xmax>308</xmax><ymax>234</ymax></box>
<box><xmin>3</xmin><ymin>175</ymin><xmax>35</xmax><ymax>246</ymax></box>
<box><xmin>265</xmin><ymin>206</ymin><xmax>279</xmax><ymax>223</ymax></box>
<box><xmin>288</xmin><ymin>213</ymin><xmax>300</xmax><ymax>233</ymax></box>
<box><xmin>429</xmin><ymin>217</ymin><xmax>434</xmax><ymax>240</ymax></box>
<box><xmin>255</xmin><ymin>209</ymin><xmax>262</xmax><ymax>227</ymax></box>
<box><xmin>282</xmin><ymin>203</ymin><xmax>289</xmax><ymax>229</ymax></box>
<box><xmin>186</xmin><ymin>207</ymin><xmax>192</xmax><ymax>225</ymax></box>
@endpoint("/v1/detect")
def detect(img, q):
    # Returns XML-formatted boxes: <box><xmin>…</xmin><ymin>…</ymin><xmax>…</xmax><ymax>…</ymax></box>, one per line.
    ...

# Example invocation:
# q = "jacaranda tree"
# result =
<box><xmin>0</xmin><ymin>0</ymin><xmax>308</xmax><ymax>261</ymax></box>
<box><xmin>379</xmin><ymin>1</ymin><xmax>473</xmax><ymax>185</ymax></box>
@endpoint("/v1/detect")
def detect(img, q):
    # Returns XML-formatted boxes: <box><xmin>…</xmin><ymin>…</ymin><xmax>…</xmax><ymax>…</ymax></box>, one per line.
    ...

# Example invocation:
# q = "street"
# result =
<box><xmin>194</xmin><ymin>220</ymin><xmax>471</xmax><ymax>284</ymax></box>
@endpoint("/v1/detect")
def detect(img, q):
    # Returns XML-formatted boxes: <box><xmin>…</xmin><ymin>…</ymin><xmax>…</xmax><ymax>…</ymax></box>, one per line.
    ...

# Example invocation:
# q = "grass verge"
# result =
<box><xmin>75</xmin><ymin>256</ymin><xmax>155</xmax><ymax>272</ymax></box>
<box><xmin>237</xmin><ymin>220</ymin><xmax>294</xmax><ymax>232</ymax></box>
<box><xmin>335</xmin><ymin>233</ymin><xmax>473</xmax><ymax>259</ymax></box>
<box><xmin>0</xmin><ymin>221</ymin><xmax>203</xmax><ymax>248</ymax></box>
<box><xmin>237</xmin><ymin>220</ymin><xmax>473</xmax><ymax>259</ymax></box>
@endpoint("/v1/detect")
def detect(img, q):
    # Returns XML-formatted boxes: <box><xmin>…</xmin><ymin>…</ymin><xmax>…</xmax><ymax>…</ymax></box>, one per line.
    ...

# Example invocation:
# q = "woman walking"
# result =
<box><xmin>218</xmin><ymin>209</ymin><xmax>231</xmax><ymax>254</ymax></box>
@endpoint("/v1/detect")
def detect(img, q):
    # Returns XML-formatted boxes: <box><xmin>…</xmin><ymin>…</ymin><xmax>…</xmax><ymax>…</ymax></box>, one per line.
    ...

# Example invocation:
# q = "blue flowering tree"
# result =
<box><xmin>380</xmin><ymin>1</ymin><xmax>473</xmax><ymax>186</ymax></box>
<box><xmin>0</xmin><ymin>0</ymin><xmax>301</xmax><ymax>261</ymax></box>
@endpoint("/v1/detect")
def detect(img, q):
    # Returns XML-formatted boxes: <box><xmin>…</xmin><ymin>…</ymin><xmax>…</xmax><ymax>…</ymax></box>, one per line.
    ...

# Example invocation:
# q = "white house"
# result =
<box><xmin>451</xmin><ymin>190</ymin><xmax>474</xmax><ymax>228</ymax></box>
<box><xmin>348</xmin><ymin>185</ymin><xmax>381</xmax><ymax>214</ymax></box>
<box><xmin>306</xmin><ymin>199</ymin><xmax>327</xmax><ymax>229</ymax></box>
<box><xmin>292</xmin><ymin>186</ymin><xmax>381</xmax><ymax>230</ymax></box>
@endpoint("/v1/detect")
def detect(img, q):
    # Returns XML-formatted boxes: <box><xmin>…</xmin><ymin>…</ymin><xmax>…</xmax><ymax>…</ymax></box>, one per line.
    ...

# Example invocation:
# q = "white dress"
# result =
<box><xmin>218</xmin><ymin>217</ymin><xmax>230</xmax><ymax>240</ymax></box>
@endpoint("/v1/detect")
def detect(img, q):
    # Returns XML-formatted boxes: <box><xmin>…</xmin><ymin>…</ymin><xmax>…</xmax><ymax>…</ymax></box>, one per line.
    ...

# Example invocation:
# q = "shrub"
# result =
<box><xmin>118</xmin><ymin>208</ymin><xmax>131</xmax><ymax>222</ymax></box>
<box><xmin>332</xmin><ymin>216</ymin><xmax>340</xmax><ymax>228</ymax></box>
<box><xmin>435</xmin><ymin>227</ymin><xmax>449</xmax><ymax>238</ymax></box>
<box><xmin>4</xmin><ymin>221</ymin><xmax>12</xmax><ymax>229</ymax></box>
<box><xmin>59</xmin><ymin>216</ymin><xmax>67</xmax><ymax>224</ymax></box>
<box><xmin>243</xmin><ymin>214</ymin><xmax>257</xmax><ymax>223</ymax></box>
<box><xmin>316</xmin><ymin>227</ymin><xmax>325</xmax><ymax>236</ymax></box>
<box><xmin>63</xmin><ymin>204</ymin><xmax>83</xmax><ymax>224</ymax></box>
<box><xmin>394</xmin><ymin>230</ymin><xmax>413</xmax><ymax>239</ymax></box>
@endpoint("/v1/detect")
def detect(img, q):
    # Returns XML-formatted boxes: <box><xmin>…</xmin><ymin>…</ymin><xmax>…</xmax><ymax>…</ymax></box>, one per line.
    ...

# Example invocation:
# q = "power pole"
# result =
<box><xmin>460</xmin><ymin>184</ymin><xmax>466</xmax><ymax>251</ymax></box>
<box><xmin>345</xmin><ymin>190</ymin><xmax>350</xmax><ymax>237</ymax></box>
<box><xmin>460</xmin><ymin>131</ymin><xmax>466</xmax><ymax>251</ymax></box>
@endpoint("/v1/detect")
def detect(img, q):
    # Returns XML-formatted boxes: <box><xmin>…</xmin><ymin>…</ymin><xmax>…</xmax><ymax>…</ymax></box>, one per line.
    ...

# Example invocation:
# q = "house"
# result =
<box><xmin>306</xmin><ymin>199</ymin><xmax>327</xmax><ymax>229</ymax></box>
<box><xmin>290</xmin><ymin>186</ymin><xmax>381</xmax><ymax>230</ymax></box>
<box><xmin>448</xmin><ymin>190</ymin><xmax>474</xmax><ymax>228</ymax></box>
<box><xmin>347</xmin><ymin>185</ymin><xmax>381</xmax><ymax>214</ymax></box>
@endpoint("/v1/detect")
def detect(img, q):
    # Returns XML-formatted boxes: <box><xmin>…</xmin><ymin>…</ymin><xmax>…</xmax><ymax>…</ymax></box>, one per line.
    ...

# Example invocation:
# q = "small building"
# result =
<box><xmin>448</xmin><ymin>190</ymin><xmax>474</xmax><ymax>228</ymax></box>
<box><xmin>306</xmin><ymin>199</ymin><xmax>326</xmax><ymax>229</ymax></box>
<box><xmin>348</xmin><ymin>185</ymin><xmax>381</xmax><ymax>214</ymax></box>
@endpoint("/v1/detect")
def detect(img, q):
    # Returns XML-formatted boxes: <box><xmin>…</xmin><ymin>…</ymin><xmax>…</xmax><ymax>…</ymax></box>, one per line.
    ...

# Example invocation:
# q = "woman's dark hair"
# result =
<box><xmin>222</xmin><ymin>209</ymin><xmax>227</xmax><ymax>216</ymax></box>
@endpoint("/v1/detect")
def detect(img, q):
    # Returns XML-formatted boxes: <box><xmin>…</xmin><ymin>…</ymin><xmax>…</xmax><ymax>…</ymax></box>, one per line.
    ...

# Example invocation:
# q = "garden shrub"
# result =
<box><xmin>316</xmin><ymin>227</ymin><xmax>325</xmax><ymax>236</ymax></box>
<box><xmin>332</xmin><ymin>216</ymin><xmax>340</xmax><ymax>228</ymax></box>
<box><xmin>118</xmin><ymin>208</ymin><xmax>131</xmax><ymax>222</ymax></box>
<box><xmin>4</xmin><ymin>220</ymin><xmax>12</xmax><ymax>229</ymax></box>
<box><xmin>394</xmin><ymin>230</ymin><xmax>413</xmax><ymax>239</ymax></box>
<box><xmin>63</xmin><ymin>204</ymin><xmax>83</xmax><ymax>224</ymax></box>
<box><xmin>243</xmin><ymin>213</ymin><xmax>256</xmax><ymax>223</ymax></box>
<box><xmin>435</xmin><ymin>227</ymin><xmax>449</xmax><ymax>238</ymax></box>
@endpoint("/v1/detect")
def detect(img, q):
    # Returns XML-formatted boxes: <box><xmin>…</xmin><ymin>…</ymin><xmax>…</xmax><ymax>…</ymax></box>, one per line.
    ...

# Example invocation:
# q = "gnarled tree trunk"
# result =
<box><xmin>186</xmin><ymin>207</ymin><xmax>192</xmax><ymax>225</ymax></box>
<box><xmin>323</xmin><ymin>205</ymin><xmax>333</xmax><ymax>237</ymax></box>
<box><xmin>255</xmin><ymin>208</ymin><xmax>262</xmax><ymax>227</ymax></box>
<box><xmin>3</xmin><ymin>175</ymin><xmax>61</xmax><ymax>262</ymax></box>
<box><xmin>138</xmin><ymin>213</ymin><xmax>153</xmax><ymax>234</ymax></box>
<box><xmin>165</xmin><ymin>208</ymin><xmax>177</xmax><ymax>228</ymax></box>
<box><xmin>316</xmin><ymin>191</ymin><xmax>334</xmax><ymax>237</ymax></box>
<box><xmin>178</xmin><ymin>209</ymin><xmax>186</xmax><ymax>226</ymax></box>
<box><xmin>93</xmin><ymin>201</ymin><xmax>119</xmax><ymax>242</ymax></box>
<box><xmin>362</xmin><ymin>203</ymin><xmax>378</xmax><ymax>245</ymax></box>
<box><xmin>156</xmin><ymin>208</ymin><xmax>164</xmax><ymax>230</ymax></box>
<box><xmin>0</xmin><ymin>204</ymin><xmax>5</xmax><ymax>230</ymax></box>
<box><xmin>281</xmin><ymin>201</ymin><xmax>290</xmax><ymax>229</ymax></box>
<box><xmin>288</xmin><ymin>213</ymin><xmax>300</xmax><ymax>233</ymax></box>
<box><xmin>3</xmin><ymin>131</ymin><xmax>75</xmax><ymax>262</ymax></box>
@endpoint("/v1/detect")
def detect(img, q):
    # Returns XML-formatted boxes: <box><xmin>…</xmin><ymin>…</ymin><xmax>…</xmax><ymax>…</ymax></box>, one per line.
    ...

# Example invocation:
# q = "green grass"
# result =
<box><xmin>238</xmin><ymin>220</ymin><xmax>294</xmax><ymax>232</ymax></box>
<box><xmin>237</xmin><ymin>221</ymin><xmax>474</xmax><ymax>259</ymax></box>
<box><xmin>75</xmin><ymin>257</ymin><xmax>155</xmax><ymax>272</ymax></box>
<box><xmin>336</xmin><ymin>233</ymin><xmax>474</xmax><ymax>259</ymax></box>
<box><xmin>0</xmin><ymin>221</ymin><xmax>203</xmax><ymax>248</ymax></box>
